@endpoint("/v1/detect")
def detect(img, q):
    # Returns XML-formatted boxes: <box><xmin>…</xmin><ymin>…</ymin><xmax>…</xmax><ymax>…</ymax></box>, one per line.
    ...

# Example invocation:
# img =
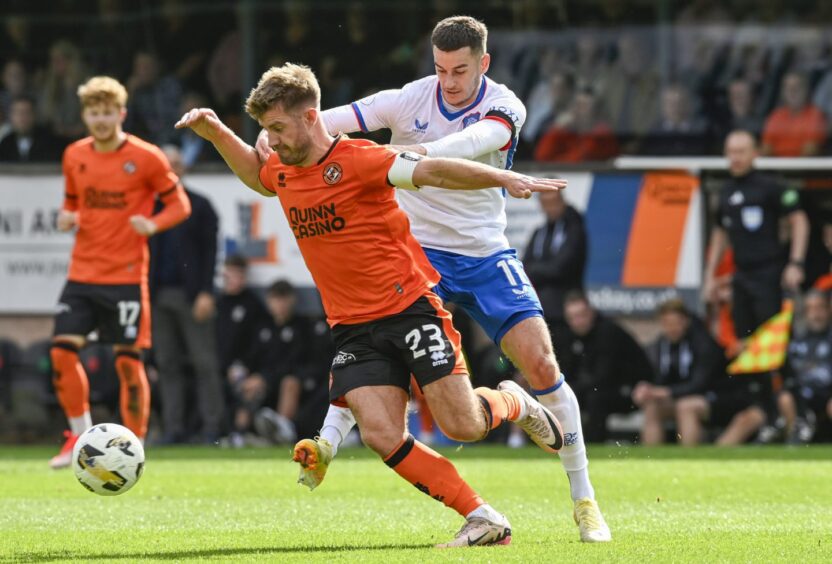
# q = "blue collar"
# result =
<box><xmin>435</xmin><ymin>76</ymin><xmax>487</xmax><ymax>121</ymax></box>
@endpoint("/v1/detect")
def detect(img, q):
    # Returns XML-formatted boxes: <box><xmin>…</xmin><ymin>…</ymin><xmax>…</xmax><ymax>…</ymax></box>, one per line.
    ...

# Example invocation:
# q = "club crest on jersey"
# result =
<box><xmin>323</xmin><ymin>163</ymin><xmax>342</xmax><ymax>185</ymax></box>
<box><xmin>413</xmin><ymin>118</ymin><xmax>429</xmax><ymax>133</ymax></box>
<box><xmin>123</xmin><ymin>160</ymin><xmax>137</xmax><ymax>175</ymax></box>
<box><xmin>462</xmin><ymin>112</ymin><xmax>481</xmax><ymax>129</ymax></box>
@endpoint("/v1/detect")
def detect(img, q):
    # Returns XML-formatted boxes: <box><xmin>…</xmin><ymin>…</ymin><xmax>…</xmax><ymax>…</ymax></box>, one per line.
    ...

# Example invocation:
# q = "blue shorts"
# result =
<box><xmin>425</xmin><ymin>247</ymin><xmax>544</xmax><ymax>344</ymax></box>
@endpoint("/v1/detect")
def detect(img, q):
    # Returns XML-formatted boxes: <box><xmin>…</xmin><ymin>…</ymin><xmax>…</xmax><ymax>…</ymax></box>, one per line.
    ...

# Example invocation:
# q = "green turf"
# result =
<box><xmin>1</xmin><ymin>445</ymin><xmax>831</xmax><ymax>563</ymax></box>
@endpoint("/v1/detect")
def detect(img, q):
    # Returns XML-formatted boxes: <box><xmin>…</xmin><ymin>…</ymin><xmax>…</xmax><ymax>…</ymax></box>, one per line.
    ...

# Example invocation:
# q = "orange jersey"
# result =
<box><xmin>259</xmin><ymin>136</ymin><xmax>439</xmax><ymax>327</ymax></box>
<box><xmin>62</xmin><ymin>135</ymin><xmax>191</xmax><ymax>285</ymax></box>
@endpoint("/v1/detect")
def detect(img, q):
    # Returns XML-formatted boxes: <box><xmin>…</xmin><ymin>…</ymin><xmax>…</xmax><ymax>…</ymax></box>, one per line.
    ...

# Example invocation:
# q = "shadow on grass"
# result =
<box><xmin>12</xmin><ymin>542</ymin><xmax>433</xmax><ymax>562</ymax></box>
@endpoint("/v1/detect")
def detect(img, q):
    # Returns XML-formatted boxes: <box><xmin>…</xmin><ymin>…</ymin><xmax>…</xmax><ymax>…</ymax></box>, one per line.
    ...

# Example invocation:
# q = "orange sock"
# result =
<box><xmin>384</xmin><ymin>435</ymin><xmax>483</xmax><ymax>517</ymax></box>
<box><xmin>474</xmin><ymin>387</ymin><xmax>522</xmax><ymax>429</ymax></box>
<box><xmin>50</xmin><ymin>343</ymin><xmax>90</xmax><ymax>418</ymax></box>
<box><xmin>114</xmin><ymin>350</ymin><xmax>150</xmax><ymax>439</ymax></box>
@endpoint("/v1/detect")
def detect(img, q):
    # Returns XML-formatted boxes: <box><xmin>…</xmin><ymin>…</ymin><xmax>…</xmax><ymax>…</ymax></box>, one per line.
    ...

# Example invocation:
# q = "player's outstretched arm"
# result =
<box><xmin>175</xmin><ymin>108</ymin><xmax>273</xmax><ymax>197</ymax></box>
<box><xmin>400</xmin><ymin>154</ymin><xmax>566</xmax><ymax>199</ymax></box>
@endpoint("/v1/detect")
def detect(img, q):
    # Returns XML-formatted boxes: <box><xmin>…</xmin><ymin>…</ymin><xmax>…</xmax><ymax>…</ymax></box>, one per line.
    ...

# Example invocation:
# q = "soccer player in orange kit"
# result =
<box><xmin>49</xmin><ymin>76</ymin><xmax>191</xmax><ymax>468</ymax></box>
<box><xmin>176</xmin><ymin>63</ymin><xmax>566</xmax><ymax>547</ymax></box>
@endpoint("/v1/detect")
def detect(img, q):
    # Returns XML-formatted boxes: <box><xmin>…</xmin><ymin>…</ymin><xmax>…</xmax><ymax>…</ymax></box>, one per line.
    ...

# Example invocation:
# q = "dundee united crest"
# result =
<box><xmin>323</xmin><ymin>163</ymin><xmax>343</xmax><ymax>185</ymax></box>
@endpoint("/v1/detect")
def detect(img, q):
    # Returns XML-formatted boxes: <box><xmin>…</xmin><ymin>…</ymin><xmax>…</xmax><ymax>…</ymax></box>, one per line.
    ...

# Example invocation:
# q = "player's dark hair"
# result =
<box><xmin>658</xmin><ymin>298</ymin><xmax>689</xmax><ymax>318</ymax></box>
<box><xmin>224</xmin><ymin>254</ymin><xmax>248</xmax><ymax>270</ymax></box>
<box><xmin>267</xmin><ymin>279</ymin><xmax>295</xmax><ymax>298</ymax></box>
<box><xmin>431</xmin><ymin>16</ymin><xmax>488</xmax><ymax>55</ymax></box>
<box><xmin>564</xmin><ymin>290</ymin><xmax>590</xmax><ymax>307</ymax></box>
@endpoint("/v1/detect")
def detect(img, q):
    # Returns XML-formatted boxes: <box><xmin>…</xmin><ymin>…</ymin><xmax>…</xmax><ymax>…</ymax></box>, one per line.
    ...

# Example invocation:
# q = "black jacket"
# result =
<box><xmin>523</xmin><ymin>205</ymin><xmax>587</xmax><ymax>320</ymax></box>
<box><xmin>0</xmin><ymin>128</ymin><xmax>63</xmax><ymax>162</ymax></box>
<box><xmin>648</xmin><ymin>317</ymin><xmax>724</xmax><ymax>398</ymax></box>
<box><xmin>149</xmin><ymin>187</ymin><xmax>217</xmax><ymax>303</ymax></box>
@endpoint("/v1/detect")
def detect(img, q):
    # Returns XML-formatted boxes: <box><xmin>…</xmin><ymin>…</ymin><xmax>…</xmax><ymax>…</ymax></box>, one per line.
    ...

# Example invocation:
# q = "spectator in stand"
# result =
<box><xmin>173</xmin><ymin>91</ymin><xmax>220</xmax><ymax>167</ymax></box>
<box><xmin>250</xmin><ymin>281</ymin><xmax>331</xmax><ymax>444</ymax></box>
<box><xmin>0</xmin><ymin>339</ymin><xmax>22</xmax><ymax>421</ymax></box>
<box><xmin>38</xmin><ymin>40</ymin><xmax>88</xmax><ymax>141</ymax></box>
<box><xmin>153</xmin><ymin>0</ymin><xmax>212</xmax><ymax>93</ymax></box>
<box><xmin>81</xmin><ymin>0</ymin><xmax>139</xmax><ymax>80</ymax></box>
<box><xmin>216</xmin><ymin>254</ymin><xmax>271</xmax><ymax>406</ymax></box>
<box><xmin>149</xmin><ymin>145</ymin><xmax>223</xmax><ymax>444</ymax></box>
<box><xmin>521</xmin><ymin>67</ymin><xmax>575</xmax><ymax>149</ymax></box>
<box><xmin>0</xmin><ymin>97</ymin><xmax>62</xmax><ymax>162</ymax></box>
<box><xmin>573</xmin><ymin>33</ymin><xmax>610</xmax><ymax>96</ymax></box>
<box><xmin>554</xmin><ymin>291</ymin><xmax>653</xmax><ymax>443</ymax></box>
<box><xmin>711</xmin><ymin>79</ymin><xmax>764</xmax><ymax>152</ymax></box>
<box><xmin>640</xmin><ymin>84</ymin><xmax>708</xmax><ymax>155</ymax></box>
<box><xmin>0</xmin><ymin>59</ymin><xmax>30</xmax><ymax>122</ymax></box>
<box><xmin>125</xmin><ymin>51</ymin><xmax>183</xmax><ymax>146</ymax></box>
<box><xmin>600</xmin><ymin>33</ymin><xmax>660</xmax><ymax>153</ymax></box>
<box><xmin>779</xmin><ymin>290</ymin><xmax>832</xmax><ymax>444</ymax></box>
<box><xmin>523</xmin><ymin>189</ymin><xmax>587</xmax><ymax>327</ymax></box>
<box><xmin>761</xmin><ymin>72</ymin><xmax>826</xmax><ymax>157</ymax></box>
<box><xmin>534</xmin><ymin>87</ymin><xmax>618</xmax><ymax>162</ymax></box>
<box><xmin>633</xmin><ymin>299</ymin><xmax>724</xmax><ymax>445</ymax></box>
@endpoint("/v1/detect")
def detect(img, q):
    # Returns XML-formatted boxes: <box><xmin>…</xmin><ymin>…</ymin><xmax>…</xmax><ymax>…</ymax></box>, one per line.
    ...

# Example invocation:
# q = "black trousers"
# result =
<box><xmin>732</xmin><ymin>264</ymin><xmax>783</xmax><ymax>339</ymax></box>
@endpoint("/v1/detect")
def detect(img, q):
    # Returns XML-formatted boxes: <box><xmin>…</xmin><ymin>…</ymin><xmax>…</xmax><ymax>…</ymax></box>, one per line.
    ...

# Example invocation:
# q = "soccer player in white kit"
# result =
<box><xmin>257</xmin><ymin>16</ymin><xmax>610</xmax><ymax>542</ymax></box>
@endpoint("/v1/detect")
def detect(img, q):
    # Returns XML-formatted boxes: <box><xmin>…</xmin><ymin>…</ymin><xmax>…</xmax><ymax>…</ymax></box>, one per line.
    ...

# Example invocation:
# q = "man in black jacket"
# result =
<box><xmin>556</xmin><ymin>291</ymin><xmax>654</xmax><ymax>442</ymax></box>
<box><xmin>633</xmin><ymin>299</ymin><xmax>724</xmax><ymax>444</ymax></box>
<box><xmin>0</xmin><ymin>96</ymin><xmax>62</xmax><ymax>162</ymax></box>
<box><xmin>149</xmin><ymin>145</ymin><xmax>223</xmax><ymax>443</ymax></box>
<box><xmin>523</xmin><ymin>190</ymin><xmax>587</xmax><ymax>327</ymax></box>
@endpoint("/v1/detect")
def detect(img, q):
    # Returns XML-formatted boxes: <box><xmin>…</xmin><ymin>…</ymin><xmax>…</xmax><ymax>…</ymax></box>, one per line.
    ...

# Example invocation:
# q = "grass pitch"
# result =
<box><xmin>1</xmin><ymin>444</ymin><xmax>830</xmax><ymax>563</ymax></box>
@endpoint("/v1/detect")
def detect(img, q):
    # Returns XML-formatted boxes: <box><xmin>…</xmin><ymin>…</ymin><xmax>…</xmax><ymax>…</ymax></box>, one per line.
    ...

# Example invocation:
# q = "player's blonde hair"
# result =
<box><xmin>77</xmin><ymin>76</ymin><xmax>128</xmax><ymax>109</ymax></box>
<box><xmin>245</xmin><ymin>63</ymin><xmax>321</xmax><ymax>120</ymax></box>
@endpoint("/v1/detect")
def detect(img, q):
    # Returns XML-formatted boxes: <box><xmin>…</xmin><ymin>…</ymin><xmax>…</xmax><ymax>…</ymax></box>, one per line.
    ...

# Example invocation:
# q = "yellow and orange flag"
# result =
<box><xmin>728</xmin><ymin>300</ymin><xmax>794</xmax><ymax>375</ymax></box>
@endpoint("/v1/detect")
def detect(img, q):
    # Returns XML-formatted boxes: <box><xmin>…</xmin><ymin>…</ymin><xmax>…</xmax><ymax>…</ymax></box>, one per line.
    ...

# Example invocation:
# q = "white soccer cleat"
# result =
<box><xmin>573</xmin><ymin>498</ymin><xmax>612</xmax><ymax>543</ymax></box>
<box><xmin>435</xmin><ymin>515</ymin><xmax>512</xmax><ymax>548</ymax></box>
<box><xmin>497</xmin><ymin>380</ymin><xmax>564</xmax><ymax>453</ymax></box>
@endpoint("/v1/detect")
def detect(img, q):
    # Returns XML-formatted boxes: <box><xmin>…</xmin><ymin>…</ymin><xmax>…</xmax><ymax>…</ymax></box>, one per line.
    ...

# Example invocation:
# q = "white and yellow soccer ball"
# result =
<box><xmin>71</xmin><ymin>423</ymin><xmax>145</xmax><ymax>496</ymax></box>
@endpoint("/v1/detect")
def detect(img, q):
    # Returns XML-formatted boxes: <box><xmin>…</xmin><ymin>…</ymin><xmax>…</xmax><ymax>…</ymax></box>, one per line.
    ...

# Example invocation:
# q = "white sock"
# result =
<box><xmin>68</xmin><ymin>412</ymin><xmax>92</xmax><ymax>436</ymax></box>
<box><xmin>319</xmin><ymin>404</ymin><xmax>356</xmax><ymax>457</ymax></box>
<box><xmin>466</xmin><ymin>503</ymin><xmax>504</xmax><ymax>524</ymax></box>
<box><xmin>535</xmin><ymin>378</ymin><xmax>595</xmax><ymax>501</ymax></box>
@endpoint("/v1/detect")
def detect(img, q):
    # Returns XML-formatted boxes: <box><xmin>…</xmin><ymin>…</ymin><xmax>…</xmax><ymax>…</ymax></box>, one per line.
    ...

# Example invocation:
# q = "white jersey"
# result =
<box><xmin>322</xmin><ymin>75</ymin><xmax>526</xmax><ymax>257</ymax></box>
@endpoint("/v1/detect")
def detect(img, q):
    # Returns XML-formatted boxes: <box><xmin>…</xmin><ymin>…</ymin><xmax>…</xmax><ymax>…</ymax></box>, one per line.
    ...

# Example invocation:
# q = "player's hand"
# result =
<box><xmin>389</xmin><ymin>144</ymin><xmax>427</xmax><ymax>155</ymax></box>
<box><xmin>57</xmin><ymin>210</ymin><xmax>78</xmax><ymax>231</ymax></box>
<box><xmin>503</xmin><ymin>172</ymin><xmax>567</xmax><ymax>199</ymax></box>
<box><xmin>255</xmin><ymin>128</ymin><xmax>274</xmax><ymax>163</ymax></box>
<box><xmin>782</xmin><ymin>263</ymin><xmax>804</xmax><ymax>291</ymax></box>
<box><xmin>174</xmin><ymin>108</ymin><xmax>225</xmax><ymax>141</ymax></box>
<box><xmin>129</xmin><ymin>215</ymin><xmax>158</xmax><ymax>236</ymax></box>
<box><xmin>192</xmin><ymin>292</ymin><xmax>216</xmax><ymax>322</ymax></box>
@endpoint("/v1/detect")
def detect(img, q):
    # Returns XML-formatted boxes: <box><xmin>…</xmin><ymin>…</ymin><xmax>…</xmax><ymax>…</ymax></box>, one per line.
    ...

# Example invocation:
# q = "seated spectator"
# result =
<box><xmin>711</xmin><ymin>79</ymin><xmax>764</xmax><ymax>152</ymax></box>
<box><xmin>38</xmin><ymin>40</ymin><xmax>87</xmax><ymax>140</ymax></box>
<box><xmin>761</xmin><ymin>72</ymin><xmax>826</xmax><ymax>157</ymax></box>
<box><xmin>640</xmin><ymin>84</ymin><xmax>708</xmax><ymax>155</ymax></box>
<box><xmin>523</xmin><ymin>189</ymin><xmax>587</xmax><ymax>326</ymax></box>
<box><xmin>0</xmin><ymin>97</ymin><xmax>62</xmax><ymax>162</ymax></box>
<box><xmin>778</xmin><ymin>290</ymin><xmax>832</xmax><ymax>444</ymax></box>
<box><xmin>674</xmin><ymin>371</ymin><xmax>769</xmax><ymax>446</ymax></box>
<box><xmin>633</xmin><ymin>299</ymin><xmax>724</xmax><ymax>445</ymax></box>
<box><xmin>125</xmin><ymin>51</ymin><xmax>183</xmax><ymax>145</ymax></box>
<box><xmin>600</xmin><ymin>33</ymin><xmax>660</xmax><ymax>153</ymax></box>
<box><xmin>521</xmin><ymin>68</ymin><xmax>575</xmax><ymax>149</ymax></box>
<box><xmin>173</xmin><ymin>91</ymin><xmax>220</xmax><ymax>167</ymax></box>
<box><xmin>554</xmin><ymin>291</ymin><xmax>653</xmax><ymax>442</ymax></box>
<box><xmin>216</xmin><ymin>254</ymin><xmax>271</xmax><ymax>411</ymax></box>
<box><xmin>0</xmin><ymin>59</ymin><xmax>30</xmax><ymax>122</ymax></box>
<box><xmin>250</xmin><ymin>281</ymin><xmax>331</xmax><ymax>444</ymax></box>
<box><xmin>534</xmin><ymin>87</ymin><xmax>619</xmax><ymax>162</ymax></box>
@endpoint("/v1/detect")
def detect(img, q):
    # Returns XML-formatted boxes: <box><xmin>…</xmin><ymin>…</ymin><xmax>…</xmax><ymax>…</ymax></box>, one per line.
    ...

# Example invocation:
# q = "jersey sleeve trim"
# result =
<box><xmin>483</xmin><ymin>110</ymin><xmax>517</xmax><ymax>151</ymax></box>
<box><xmin>158</xmin><ymin>185</ymin><xmax>178</xmax><ymax>198</ymax></box>
<box><xmin>259</xmin><ymin>164</ymin><xmax>276</xmax><ymax>193</ymax></box>
<box><xmin>351</xmin><ymin>102</ymin><xmax>369</xmax><ymax>132</ymax></box>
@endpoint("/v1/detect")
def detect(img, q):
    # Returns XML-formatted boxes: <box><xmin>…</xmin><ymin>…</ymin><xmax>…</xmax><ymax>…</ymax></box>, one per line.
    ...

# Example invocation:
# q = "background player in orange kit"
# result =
<box><xmin>176</xmin><ymin>63</ymin><xmax>567</xmax><ymax>547</ymax></box>
<box><xmin>49</xmin><ymin>76</ymin><xmax>191</xmax><ymax>469</ymax></box>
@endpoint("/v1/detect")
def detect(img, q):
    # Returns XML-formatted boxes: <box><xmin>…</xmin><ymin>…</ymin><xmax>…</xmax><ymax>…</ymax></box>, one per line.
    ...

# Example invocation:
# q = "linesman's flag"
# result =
<box><xmin>728</xmin><ymin>300</ymin><xmax>793</xmax><ymax>375</ymax></box>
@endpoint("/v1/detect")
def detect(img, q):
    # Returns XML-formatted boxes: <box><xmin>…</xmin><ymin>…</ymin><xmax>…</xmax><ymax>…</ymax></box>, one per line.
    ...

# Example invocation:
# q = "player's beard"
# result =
<box><xmin>275</xmin><ymin>137</ymin><xmax>311</xmax><ymax>166</ymax></box>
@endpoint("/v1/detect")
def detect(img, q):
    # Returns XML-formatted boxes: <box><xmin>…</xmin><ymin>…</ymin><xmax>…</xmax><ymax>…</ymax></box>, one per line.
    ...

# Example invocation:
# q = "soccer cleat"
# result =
<box><xmin>49</xmin><ymin>430</ymin><xmax>79</xmax><ymax>469</ymax></box>
<box><xmin>254</xmin><ymin>407</ymin><xmax>297</xmax><ymax>444</ymax></box>
<box><xmin>573</xmin><ymin>498</ymin><xmax>612</xmax><ymax>543</ymax></box>
<box><xmin>435</xmin><ymin>515</ymin><xmax>512</xmax><ymax>548</ymax></box>
<box><xmin>498</xmin><ymin>380</ymin><xmax>564</xmax><ymax>453</ymax></box>
<box><xmin>292</xmin><ymin>437</ymin><xmax>333</xmax><ymax>491</ymax></box>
